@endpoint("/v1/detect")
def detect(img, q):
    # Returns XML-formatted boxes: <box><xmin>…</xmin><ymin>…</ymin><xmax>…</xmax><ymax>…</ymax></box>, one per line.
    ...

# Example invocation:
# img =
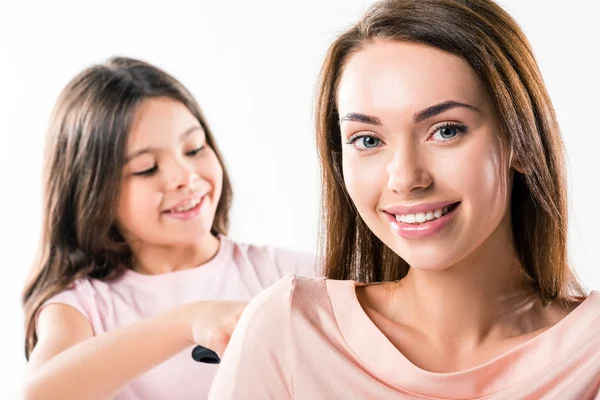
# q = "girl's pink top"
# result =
<box><xmin>209</xmin><ymin>275</ymin><xmax>600</xmax><ymax>399</ymax></box>
<box><xmin>38</xmin><ymin>237</ymin><xmax>318</xmax><ymax>400</ymax></box>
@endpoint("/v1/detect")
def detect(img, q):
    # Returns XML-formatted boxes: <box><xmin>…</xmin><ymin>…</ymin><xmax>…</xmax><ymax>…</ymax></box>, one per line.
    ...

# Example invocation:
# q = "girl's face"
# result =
<box><xmin>338</xmin><ymin>40</ymin><xmax>517</xmax><ymax>271</ymax></box>
<box><xmin>117</xmin><ymin>97</ymin><xmax>223</xmax><ymax>247</ymax></box>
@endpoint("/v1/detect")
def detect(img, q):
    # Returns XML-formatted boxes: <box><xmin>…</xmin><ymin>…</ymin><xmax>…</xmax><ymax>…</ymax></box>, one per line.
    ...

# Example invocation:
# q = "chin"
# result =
<box><xmin>387</xmin><ymin>241</ymin><xmax>460</xmax><ymax>273</ymax></box>
<box><xmin>183</xmin><ymin>225</ymin><xmax>216</xmax><ymax>239</ymax></box>
<box><xmin>405</xmin><ymin>261</ymin><xmax>452</xmax><ymax>273</ymax></box>
<box><xmin>150</xmin><ymin>225</ymin><xmax>213</xmax><ymax>245</ymax></box>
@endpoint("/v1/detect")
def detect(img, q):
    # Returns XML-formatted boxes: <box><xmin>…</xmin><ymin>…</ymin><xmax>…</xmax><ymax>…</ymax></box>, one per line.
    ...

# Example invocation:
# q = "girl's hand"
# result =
<box><xmin>188</xmin><ymin>301</ymin><xmax>248</xmax><ymax>357</ymax></box>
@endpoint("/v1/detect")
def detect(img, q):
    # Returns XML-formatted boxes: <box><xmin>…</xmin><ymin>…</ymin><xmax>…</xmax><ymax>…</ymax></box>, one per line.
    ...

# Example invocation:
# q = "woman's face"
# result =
<box><xmin>116</xmin><ymin>96</ymin><xmax>223</xmax><ymax>247</ymax></box>
<box><xmin>338</xmin><ymin>40</ymin><xmax>516</xmax><ymax>271</ymax></box>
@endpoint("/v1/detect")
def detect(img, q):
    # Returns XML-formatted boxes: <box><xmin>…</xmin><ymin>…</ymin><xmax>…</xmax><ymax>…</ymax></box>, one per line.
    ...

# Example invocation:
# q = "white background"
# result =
<box><xmin>0</xmin><ymin>0</ymin><xmax>598</xmax><ymax>397</ymax></box>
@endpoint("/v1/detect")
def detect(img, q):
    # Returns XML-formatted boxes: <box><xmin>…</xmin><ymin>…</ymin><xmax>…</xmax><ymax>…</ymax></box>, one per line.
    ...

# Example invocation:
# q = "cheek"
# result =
<box><xmin>342</xmin><ymin>153</ymin><xmax>386</xmax><ymax>214</ymax></box>
<box><xmin>117</xmin><ymin>180</ymin><xmax>162</xmax><ymax>230</ymax></box>
<box><xmin>197</xmin><ymin>149</ymin><xmax>224</xmax><ymax>196</ymax></box>
<box><xmin>194</xmin><ymin>147</ymin><xmax>223</xmax><ymax>207</ymax></box>
<box><xmin>117</xmin><ymin>183</ymin><xmax>134</xmax><ymax>224</ymax></box>
<box><xmin>443</xmin><ymin>133</ymin><xmax>509</xmax><ymax>221</ymax></box>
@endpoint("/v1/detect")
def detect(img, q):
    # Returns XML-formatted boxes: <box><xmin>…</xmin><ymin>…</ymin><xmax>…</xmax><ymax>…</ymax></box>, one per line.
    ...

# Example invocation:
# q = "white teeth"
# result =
<box><xmin>396</xmin><ymin>205</ymin><xmax>454</xmax><ymax>224</ymax></box>
<box><xmin>173</xmin><ymin>198</ymin><xmax>200</xmax><ymax>212</ymax></box>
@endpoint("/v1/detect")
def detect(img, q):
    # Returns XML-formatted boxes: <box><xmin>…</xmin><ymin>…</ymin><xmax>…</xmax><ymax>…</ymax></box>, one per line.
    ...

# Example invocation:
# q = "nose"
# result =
<box><xmin>386</xmin><ymin>146</ymin><xmax>432</xmax><ymax>194</ymax></box>
<box><xmin>166</xmin><ymin>159</ymin><xmax>199</xmax><ymax>190</ymax></box>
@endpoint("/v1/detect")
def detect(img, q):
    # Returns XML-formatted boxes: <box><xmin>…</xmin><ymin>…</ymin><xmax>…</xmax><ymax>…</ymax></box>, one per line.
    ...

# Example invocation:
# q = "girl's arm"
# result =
<box><xmin>24</xmin><ymin>301</ymin><xmax>245</xmax><ymax>400</ymax></box>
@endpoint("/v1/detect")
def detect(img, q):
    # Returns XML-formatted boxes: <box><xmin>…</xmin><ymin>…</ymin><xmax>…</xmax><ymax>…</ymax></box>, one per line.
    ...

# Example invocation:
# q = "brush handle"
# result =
<box><xmin>191</xmin><ymin>345</ymin><xmax>221</xmax><ymax>364</ymax></box>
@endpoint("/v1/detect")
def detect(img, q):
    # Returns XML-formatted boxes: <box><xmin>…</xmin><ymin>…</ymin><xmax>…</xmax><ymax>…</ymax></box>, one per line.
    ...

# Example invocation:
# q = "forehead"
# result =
<box><xmin>337</xmin><ymin>40</ymin><xmax>488</xmax><ymax>116</ymax></box>
<box><xmin>128</xmin><ymin>97</ymin><xmax>203</xmax><ymax>147</ymax></box>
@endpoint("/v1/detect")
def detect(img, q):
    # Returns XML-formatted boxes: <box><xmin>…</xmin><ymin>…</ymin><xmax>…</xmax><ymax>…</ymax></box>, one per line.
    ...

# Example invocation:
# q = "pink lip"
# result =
<box><xmin>163</xmin><ymin>194</ymin><xmax>207</xmax><ymax>221</ymax></box>
<box><xmin>384</xmin><ymin>202</ymin><xmax>460</xmax><ymax>239</ymax></box>
<box><xmin>163</xmin><ymin>194</ymin><xmax>205</xmax><ymax>213</ymax></box>
<box><xmin>383</xmin><ymin>200</ymin><xmax>458</xmax><ymax>215</ymax></box>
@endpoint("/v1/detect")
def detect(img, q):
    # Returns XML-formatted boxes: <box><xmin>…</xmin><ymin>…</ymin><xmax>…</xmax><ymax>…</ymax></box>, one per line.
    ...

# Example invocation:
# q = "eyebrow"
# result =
<box><xmin>125</xmin><ymin>126</ymin><xmax>203</xmax><ymax>162</ymax></box>
<box><xmin>339</xmin><ymin>112</ymin><xmax>382</xmax><ymax>125</ymax></box>
<box><xmin>339</xmin><ymin>100</ymin><xmax>479</xmax><ymax>126</ymax></box>
<box><xmin>413</xmin><ymin>100</ymin><xmax>478</xmax><ymax>123</ymax></box>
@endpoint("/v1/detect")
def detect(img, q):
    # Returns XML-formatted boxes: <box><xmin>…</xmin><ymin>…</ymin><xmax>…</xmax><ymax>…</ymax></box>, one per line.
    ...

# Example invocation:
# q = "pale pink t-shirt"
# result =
<box><xmin>209</xmin><ymin>275</ymin><xmax>600</xmax><ymax>399</ymax></box>
<box><xmin>38</xmin><ymin>237</ymin><xmax>318</xmax><ymax>400</ymax></box>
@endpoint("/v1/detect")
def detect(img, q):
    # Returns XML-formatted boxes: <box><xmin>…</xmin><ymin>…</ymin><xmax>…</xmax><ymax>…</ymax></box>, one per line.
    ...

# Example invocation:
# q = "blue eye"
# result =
<box><xmin>350</xmin><ymin>135</ymin><xmax>381</xmax><ymax>150</ymax></box>
<box><xmin>431</xmin><ymin>124</ymin><xmax>467</xmax><ymax>141</ymax></box>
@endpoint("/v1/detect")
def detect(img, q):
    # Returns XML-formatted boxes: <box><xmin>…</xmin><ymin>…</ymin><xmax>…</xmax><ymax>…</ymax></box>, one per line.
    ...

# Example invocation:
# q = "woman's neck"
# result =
<box><xmin>385</xmin><ymin>214</ymin><xmax>545</xmax><ymax>347</ymax></box>
<box><xmin>130</xmin><ymin>234</ymin><xmax>221</xmax><ymax>275</ymax></box>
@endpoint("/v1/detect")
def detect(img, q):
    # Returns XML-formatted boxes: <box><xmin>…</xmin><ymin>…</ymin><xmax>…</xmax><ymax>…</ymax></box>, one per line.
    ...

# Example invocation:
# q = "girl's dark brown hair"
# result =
<box><xmin>316</xmin><ymin>0</ymin><xmax>584</xmax><ymax>300</ymax></box>
<box><xmin>23</xmin><ymin>56</ymin><xmax>233</xmax><ymax>358</ymax></box>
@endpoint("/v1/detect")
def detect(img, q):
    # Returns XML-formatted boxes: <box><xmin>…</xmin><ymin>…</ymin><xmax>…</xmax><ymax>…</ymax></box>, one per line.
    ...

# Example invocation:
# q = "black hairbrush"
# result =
<box><xmin>191</xmin><ymin>345</ymin><xmax>221</xmax><ymax>364</ymax></box>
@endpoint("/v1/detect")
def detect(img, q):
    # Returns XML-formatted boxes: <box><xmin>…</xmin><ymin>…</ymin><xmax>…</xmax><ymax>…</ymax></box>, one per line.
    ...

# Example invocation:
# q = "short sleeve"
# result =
<box><xmin>208</xmin><ymin>274</ymin><xmax>297</xmax><ymax>399</ymax></box>
<box><xmin>35</xmin><ymin>280</ymin><xmax>94</xmax><ymax>334</ymax></box>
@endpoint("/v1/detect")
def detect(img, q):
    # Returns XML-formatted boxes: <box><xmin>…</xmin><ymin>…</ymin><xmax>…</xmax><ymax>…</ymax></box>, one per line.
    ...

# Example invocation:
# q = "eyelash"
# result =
<box><xmin>186</xmin><ymin>146</ymin><xmax>204</xmax><ymax>157</ymax></box>
<box><xmin>430</xmin><ymin>122</ymin><xmax>468</xmax><ymax>142</ymax></box>
<box><xmin>132</xmin><ymin>146</ymin><xmax>204</xmax><ymax>177</ymax></box>
<box><xmin>345</xmin><ymin>122</ymin><xmax>468</xmax><ymax>151</ymax></box>
<box><xmin>345</xmin><ymin>133</ymin><xmax>381</xmax><ymax>150</ymax></box>
<box><xmin>133</xmin><ymin>166</ymin><xmax>158</xmax><ymax>176</ymax></box>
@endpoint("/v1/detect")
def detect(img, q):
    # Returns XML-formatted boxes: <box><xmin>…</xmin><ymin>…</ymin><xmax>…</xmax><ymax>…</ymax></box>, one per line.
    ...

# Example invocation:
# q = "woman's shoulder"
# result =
<box><xmin>246</xmin><ymin>274</ymin><xmax>327</xmax><ymax>308</ymax></box>
<box><xmin>240</xmin><ymin>275</ymin><xmax>330</xmax><ymax>319</ymax></box>
<box><xmin>210</xmin><ymin>275</ymin><xmax>333</xmax><ymax>398</ymax></box>
<box><xmin>554</xmin><ymin>290</ymin><xmax>600</xmax><ymax>327</ymax></box>
<box><xmin>242</xmin><ymin>274</ymin><xmax>358</xmax><ymax>331</ymax></box>
<box><xmin>575</xmin><ymin>290</ymin><xmax>600</xmax><ymax>325</ymax></box>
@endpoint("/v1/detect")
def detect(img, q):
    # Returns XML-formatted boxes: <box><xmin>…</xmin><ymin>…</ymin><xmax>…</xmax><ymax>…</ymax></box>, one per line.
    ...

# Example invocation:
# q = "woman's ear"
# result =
<box><xmin>511</xmin><ymin>158</ymin><xmax>525</xmax><ymax>174</ymax></box>
<box><xmin>509</xmin><ymin>145</ymin><xmax>525</xmax><ymax>174</ymax></box>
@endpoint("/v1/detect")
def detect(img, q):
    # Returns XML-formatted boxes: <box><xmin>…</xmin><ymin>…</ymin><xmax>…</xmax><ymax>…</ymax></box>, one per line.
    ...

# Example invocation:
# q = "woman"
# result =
<box><xmin>208</xmin><ymin>0</ymin><xmax>600</xmax><ymax>398</ymax></box>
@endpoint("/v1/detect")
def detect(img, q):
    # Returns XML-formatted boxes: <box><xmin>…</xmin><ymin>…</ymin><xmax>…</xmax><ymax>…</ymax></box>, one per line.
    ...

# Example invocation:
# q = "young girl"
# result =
<box><xmin>208</xmin><ymin>0</ymin><xmax>600</xmax><ymax>398</ymax></box>
<box><xmin>22</xmin><ymin>57</ymin><xmax>317</xmax><ymax>399</ymax></box>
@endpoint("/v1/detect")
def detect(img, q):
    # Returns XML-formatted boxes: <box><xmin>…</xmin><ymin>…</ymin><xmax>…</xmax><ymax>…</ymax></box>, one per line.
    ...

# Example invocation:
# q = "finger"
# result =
<box><xmin>213</xmin><ymin>333</ymin><xmax>231</xmax><ymax>357</ymax></box>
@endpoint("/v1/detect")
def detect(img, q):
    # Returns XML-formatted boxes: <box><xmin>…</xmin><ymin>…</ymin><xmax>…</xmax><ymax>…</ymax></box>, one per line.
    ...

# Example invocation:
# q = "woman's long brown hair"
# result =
<box><xmin>316</xmin><ymin>0</ymin><xmax>584</xmax><ymax>301</ymax></box>
<box><xmin>23</xmin><ymin>57</ymin><xmax>233</xmax><ymax>358</ymax></box>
